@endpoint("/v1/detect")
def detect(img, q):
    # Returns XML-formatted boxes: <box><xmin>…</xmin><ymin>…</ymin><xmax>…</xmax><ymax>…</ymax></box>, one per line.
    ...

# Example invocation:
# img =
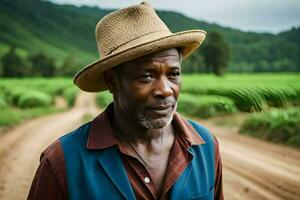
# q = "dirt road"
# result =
<box><xmin>199</xmin><ymin>121</ymin><xmax>300</xmax><ymax>200</ymax></box>
<box><xmin>0</xmin><ymin>92</ymin><xmax>100</xmax><ymax>200</ymax></box>
<box><xmin>0</xmin><ymin>95</ymin><xmax>300</xmax><ymax>200</ymax></box>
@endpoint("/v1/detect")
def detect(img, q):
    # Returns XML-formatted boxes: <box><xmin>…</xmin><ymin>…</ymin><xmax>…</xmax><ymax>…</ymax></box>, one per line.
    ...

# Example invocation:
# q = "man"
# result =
<box><xmin>28</xmin><ymin>1</ymin><xmax>223</xmax><ymax>200</ymax></box>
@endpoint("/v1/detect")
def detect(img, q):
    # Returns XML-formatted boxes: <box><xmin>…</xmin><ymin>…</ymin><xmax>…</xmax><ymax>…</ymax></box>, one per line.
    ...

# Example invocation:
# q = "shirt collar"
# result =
<box><xmin>86</xmin><ymin>103</ymin><xmax>204</xmax><ymax>150</ymax></box>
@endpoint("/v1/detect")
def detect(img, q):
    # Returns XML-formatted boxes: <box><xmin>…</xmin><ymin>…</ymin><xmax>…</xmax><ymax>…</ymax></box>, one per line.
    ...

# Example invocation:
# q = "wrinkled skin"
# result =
<box><xmin>104</xmin><ymin>48</ymin><xmax>181</xmax><ymax>132</ymax></box>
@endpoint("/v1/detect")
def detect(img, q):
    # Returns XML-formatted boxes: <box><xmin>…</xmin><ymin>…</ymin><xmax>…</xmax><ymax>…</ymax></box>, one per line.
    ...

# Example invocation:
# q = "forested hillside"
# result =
<box><xmin>0</xmin><ymin>0</ymin><xmax>299</xmax><ymax>73</ymax></box>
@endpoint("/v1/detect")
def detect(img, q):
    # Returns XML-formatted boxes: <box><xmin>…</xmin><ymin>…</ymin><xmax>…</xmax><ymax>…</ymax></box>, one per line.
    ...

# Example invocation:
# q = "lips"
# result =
<box><xmin>147</xmin><ymin>104</ymin><xmax>173</xmax><ymax>116</ymax></box>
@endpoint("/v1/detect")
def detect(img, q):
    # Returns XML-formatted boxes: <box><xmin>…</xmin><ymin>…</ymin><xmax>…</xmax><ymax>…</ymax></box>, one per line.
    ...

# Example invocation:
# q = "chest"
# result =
<box><xmin>60</xmin><ymin>121</ymin><xmax>216</xmax><ymax>200</ymax></box>
<box><xmin>145</xmin><ymin>152</ymin><xmax>170</xmax><ymax>192</ymax></box>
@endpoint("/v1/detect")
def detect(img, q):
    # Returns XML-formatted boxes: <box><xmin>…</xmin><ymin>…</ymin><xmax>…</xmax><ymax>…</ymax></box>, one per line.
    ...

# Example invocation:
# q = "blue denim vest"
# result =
<box><xmin>60</xmin><ymin>120</ymin><xmax>215</xmax><ymax>200</ymax></box>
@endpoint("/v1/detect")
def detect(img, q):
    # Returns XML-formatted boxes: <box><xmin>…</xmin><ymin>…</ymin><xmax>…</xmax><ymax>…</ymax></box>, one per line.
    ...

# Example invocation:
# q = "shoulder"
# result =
<box><xmin>60</xmin><ymin>122</ymin><xmax>91</xmax><ymax>142</ymax></box>
<box><xmin>40</xmin><ymin>139</ymin><xmax>65</xmax><ymax>174</ymax></box>
<box><xmin>187</xmin><ymin>119</ymin><xmax>222</xmax><ymax>161</ymax></box>
<box><xmin>58</xmin><ymin>122</ymin><xmax>92</xmax><ymax>151</ymax></box>
<box><xmin>187</xmin><ymin>119</ymin><xmax>215</xmax><ymax>144</ymax></box>
<box><xmin>28</xmin><ymin>140</ymin><xmax>68</xmax><ymax>199</ymax></box>
<box><xmin>40</xmin><ymin>122</ymin><xmax>91</xmax><ymax>170</ymax></box>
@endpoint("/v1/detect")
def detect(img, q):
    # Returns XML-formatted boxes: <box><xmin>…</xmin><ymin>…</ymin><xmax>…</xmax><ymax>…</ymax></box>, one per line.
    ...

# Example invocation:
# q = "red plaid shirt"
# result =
<box><xmin>28</xmin><ymin>106</ymin><xmax>223</xmax><ymax>200</ymax></box>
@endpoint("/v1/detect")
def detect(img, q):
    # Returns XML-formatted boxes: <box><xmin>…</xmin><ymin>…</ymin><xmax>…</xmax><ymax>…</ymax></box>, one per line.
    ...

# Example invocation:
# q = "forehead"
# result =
<box><xmin>120</xmin><ymin>48</ymin><xmax>181</xmax><ymax>71</ymax></box>
<box><xmin>149</xmin><ymin>48</ymin><xmax>180</xmax><ymax>59</ymax></box>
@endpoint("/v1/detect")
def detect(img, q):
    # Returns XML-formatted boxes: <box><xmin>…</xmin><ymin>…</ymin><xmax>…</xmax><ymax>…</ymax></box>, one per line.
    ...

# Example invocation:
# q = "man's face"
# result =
<box><xmin>112</xmin><ymin>48</ymin><xmax>181</xmax><ymax>129</ymax></box>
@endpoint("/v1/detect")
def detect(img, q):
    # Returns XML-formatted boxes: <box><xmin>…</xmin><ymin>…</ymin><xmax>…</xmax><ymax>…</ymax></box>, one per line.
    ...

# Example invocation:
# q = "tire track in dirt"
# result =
<box><xmin>0</xmin><ymin>92</ymin><xmax>100</xmax><ymax>200</ymax></box>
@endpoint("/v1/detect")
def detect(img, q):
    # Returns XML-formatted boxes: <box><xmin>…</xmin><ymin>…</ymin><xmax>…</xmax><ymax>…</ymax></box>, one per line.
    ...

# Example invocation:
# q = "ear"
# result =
<box><xmin>103</xmin><ymin>69</ymin><xmax>117</xmax><ymax>94</ymax></box>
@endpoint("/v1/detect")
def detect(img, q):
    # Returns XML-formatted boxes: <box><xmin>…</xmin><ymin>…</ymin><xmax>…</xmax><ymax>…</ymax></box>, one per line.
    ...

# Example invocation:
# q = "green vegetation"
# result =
<box><xmin>0</xmin><ymin>46</ymin><xmax>73</xmax><ymax>77</ymax></box>
<box><xmin>1</xmin><ymin>46</ymin><xmax>28</xmax><ymax>77</ymax></box>
<box><xmin>0</xmin><ymin>95</ymin><xmax>7</xmax><ymax>109</ymax></box>
<box><xmin>240</xmin><ymin>108</ymin><xmax>300</xmax><ymax>148</ymax></box>
<box><xmin>0</xmin><ymin>0</ymin><xmax>299</xmax><ymax>75</ymax></box>
<box><xmin>0</xmin><ymin>78</ymin><xmax>74</xmax><ymax>97</ymax></box>
<box><xmin>182</xmin><ymin>73</ymin><xmax>300</xmax><ymax>112</ymax></box>
<box><xmin>0</xmin><ymin>78</ymin><xmax>77</xmax><ymax>127</ymax></box>
<box><xmin>202</xmin><ymin>31</ymin><xmax>230</xmax><ymax>76</ymax></box>
<box><xmin>178</xmin><ymin>94</ymin><xmax>237</xmax><ymax>118</ymax></box>
<box><xmin>17</xmin><ymin>90</ymin><xmax>52</xmax><ymax>108</ymax></box>
<box><xmin>96</xmin><ymin>91</ymin><xmax>113</xmax><ymax>108</ymax></box>
<box><xmin>62</xmin><ymin>87</ymin><xmax>79</xmax><ymax>107</ymax></box>
<box><xmin>0</xmin><ymin>107</ymin><xmax>61</xmax><ymax>126</ymax></box>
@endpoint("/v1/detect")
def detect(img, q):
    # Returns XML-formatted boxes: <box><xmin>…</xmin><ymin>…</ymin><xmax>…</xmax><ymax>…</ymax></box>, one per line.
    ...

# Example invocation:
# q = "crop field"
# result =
<box><xmin>0</xmin><ymin>78</ymin><xmax>78</xmax><ymax>126</ymax></box>
<box><xmin>181</xmin><ymin>73</ymin><xmax>300</xmax><ymax>112</ymax></box>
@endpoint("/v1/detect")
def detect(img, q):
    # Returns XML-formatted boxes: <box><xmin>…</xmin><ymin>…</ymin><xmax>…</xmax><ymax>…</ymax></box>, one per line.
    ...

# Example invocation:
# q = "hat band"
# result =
<box><xmin>104</xmin><ymin>30</ymin><xmax>171</xmax><ymax>56</ymax></box>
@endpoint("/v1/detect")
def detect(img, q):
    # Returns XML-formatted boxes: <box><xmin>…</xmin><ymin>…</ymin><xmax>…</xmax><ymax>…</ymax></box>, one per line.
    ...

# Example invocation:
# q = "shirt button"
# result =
<box><xmin>144</xmin><ymin>176</ymin><xmax>151</xmax><ymax>184</ymax></box>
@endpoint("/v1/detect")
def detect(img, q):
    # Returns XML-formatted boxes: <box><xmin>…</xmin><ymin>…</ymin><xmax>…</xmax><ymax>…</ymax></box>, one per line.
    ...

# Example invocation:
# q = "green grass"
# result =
<box><xmin>17</xmin><ymin>90</ymin><xmax>53</xmax><ymax>108</ymax></box>
<box><xmin>0</xmin><ymin>78</ymin><xmax>76</xmax><ymax>127</ymax></box>
<box><xmin>96</xmin><ymin>91</ymin><xmax>113</xmax><ymax>108</ymax></box>
<box><xmin>182</xmin><ymin>73</ymin><xmax>300</xmax><ymax>112</ymax></box>
<box><xmin>178</xmin><ymin>93</ymin><xmax>237</xmax><ymax>118</ymax></box>
<box><xmin>240</xmin><ymin>107</ymin><xmax>300</xmax><ymax>148</ymax></box>
<box><xmin>62</xmin><ymin>87</ymin><xmax>79</xmax><ymax>107</ymax></box>
<box><xmin>182</xmin><ymin>73</ymin><xmax>300</xmax><ymax>89</ymax></box>
<box><xmin>0</xmin><ymin>107</ymin><xmax>63</xmax><ymax>126</ymax></box>
<box><xmin>0</xmin><ymin>78</ymin><xmax>74</xmax><ymax>96</ymax></box>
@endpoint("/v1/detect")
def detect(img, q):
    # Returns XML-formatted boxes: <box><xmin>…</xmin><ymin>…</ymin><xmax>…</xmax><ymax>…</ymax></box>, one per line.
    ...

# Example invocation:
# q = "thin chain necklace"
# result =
<box><xmin>113</xmin><ymin>121</ymin><xmax>163</xmax><ymax>168</ymax></box>
<box><xmin>125</xmin><ymin>132</ymin><xmax>163</xmax><ymax>168</ymax></box>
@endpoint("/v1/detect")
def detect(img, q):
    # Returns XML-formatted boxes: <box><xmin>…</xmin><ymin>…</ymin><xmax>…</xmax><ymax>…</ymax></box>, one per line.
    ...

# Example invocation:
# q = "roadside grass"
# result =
<box><xmin>240</xmin><ymin>107</ymin><xmax>300</xmax><ymax>148</ymax></box>
<box><xmin>182</xmin><ymin>73</ymin><xmax>300</xmax><ymax>112</ymax></box>
<box><xmin>96</xmin><ymin>91</ymin><xmax>113</xmax><ymax>108</ymax></box>
<box><xmin>0</xmin><ymin>107</ymin><xmax>64</xmax><ymax>127</ymax></box>
<box><xmin>62</xmin><ymin>87</ymin><xmax>79</xmax><ymax>107</ymax></box>
<box><xmin>0</xmin><ymin>78</ymin><xmax>77</xmax><ymax>128</ymax></box>
<box><xmin>177</xmin><ymin>93</ymin><xmax>237</xmax><ymax>118</ymax></box>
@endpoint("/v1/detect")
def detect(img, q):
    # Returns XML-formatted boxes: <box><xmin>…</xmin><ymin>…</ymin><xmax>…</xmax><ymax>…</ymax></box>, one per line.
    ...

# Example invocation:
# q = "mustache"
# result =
<box><xmin>146</xmin><ymin>97</ymin><xmax>177</xmax><ymax>108</ymax></box>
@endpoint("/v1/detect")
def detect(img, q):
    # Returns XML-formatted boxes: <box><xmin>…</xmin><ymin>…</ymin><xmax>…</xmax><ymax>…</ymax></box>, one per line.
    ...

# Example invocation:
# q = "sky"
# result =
<box><xmin>49</xmin><ymin>0</ymin><xmax>300</xmax><ymax>34</ymax></box>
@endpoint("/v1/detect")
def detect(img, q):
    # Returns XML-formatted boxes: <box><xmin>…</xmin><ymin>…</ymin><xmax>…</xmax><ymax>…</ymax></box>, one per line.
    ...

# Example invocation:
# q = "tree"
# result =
<box><xmin>182</xmin><ymin>51</ymin><xmax>205</xmax><ymax>73</ymax></box>
<box><xmin>59</xmin><ymin>54</ymin><xmax>79</xmax><ymax>77</ymax></box>
<box><xmin>202</xmin><ymin>31</ymin><xmax>230</xmax><ymax>76</ymax></box>
<box><xmin>1</xmin><ymin>46</ymin><xmax>27</xmax><ymax>77</ymax></box>
<box><xmin>30</xmin><ymin>52</ymin><xmax>55</xmax><ymax>77</ymax></box>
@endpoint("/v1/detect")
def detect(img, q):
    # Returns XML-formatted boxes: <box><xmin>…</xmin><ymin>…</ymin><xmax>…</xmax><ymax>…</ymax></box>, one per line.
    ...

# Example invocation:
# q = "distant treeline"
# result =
<box><xmin>0</xmin><ymin>46</ymin><xmax>78</xmax><ymax>77</ymax></box>
<box><xmin>0</xmin><ymin>0</ymin><xmax>299</xmax><ymax>73</ymax></box>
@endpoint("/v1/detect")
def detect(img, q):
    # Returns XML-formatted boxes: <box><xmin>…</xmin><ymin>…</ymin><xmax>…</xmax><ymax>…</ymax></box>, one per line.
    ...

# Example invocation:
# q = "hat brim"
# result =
<box><xmin>74</xmin><ymin>30</ymin><xmax>206</xmax><ymax>92</ymax></box>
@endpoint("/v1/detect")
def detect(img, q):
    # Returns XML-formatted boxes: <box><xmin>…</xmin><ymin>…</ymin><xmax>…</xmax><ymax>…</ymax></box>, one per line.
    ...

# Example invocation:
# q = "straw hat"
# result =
<box><xmin>74</xmin><ymin>1</ymin><xmax>206</xmax><ymax>92</ymax></box>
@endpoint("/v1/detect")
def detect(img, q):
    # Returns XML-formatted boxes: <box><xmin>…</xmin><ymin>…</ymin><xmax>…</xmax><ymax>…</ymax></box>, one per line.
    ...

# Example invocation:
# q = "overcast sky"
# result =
<box><xmin>49</xmin><ymin>0</ymin><xmax>300</xmax><ymax>33</ymax></box>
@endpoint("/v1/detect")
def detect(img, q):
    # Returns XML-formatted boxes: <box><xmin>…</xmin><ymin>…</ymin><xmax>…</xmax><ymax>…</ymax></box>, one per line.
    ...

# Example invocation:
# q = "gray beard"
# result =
<box><xmin>135</xmin><ymin>104</ymin><xmax>176</xmax><ymax>129</ymax></box>
<box><xmin>117</xmin><ymin>97</ymin><xmax>176</xmax><ymax>129</ymax></box>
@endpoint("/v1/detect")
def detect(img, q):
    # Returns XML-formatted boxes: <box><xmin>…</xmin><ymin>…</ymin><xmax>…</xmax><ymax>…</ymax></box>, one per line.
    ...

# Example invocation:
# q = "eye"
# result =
<box><xmin>168</xmin><ymin>71</ymin><xmax>181</xmax><ymax>79</ymax></box>
<box><xmin>139</xmin><ymin>73</ymin><xmax>153</xmax><ymax>82</ymax></box>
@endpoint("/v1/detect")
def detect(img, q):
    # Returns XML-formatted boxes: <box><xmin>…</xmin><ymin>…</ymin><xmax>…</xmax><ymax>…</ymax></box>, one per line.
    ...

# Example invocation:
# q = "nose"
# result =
<box><xmin>153</xmin><ymin>76</ymin><xmax>173</xmax><ymax>98</ymax></box>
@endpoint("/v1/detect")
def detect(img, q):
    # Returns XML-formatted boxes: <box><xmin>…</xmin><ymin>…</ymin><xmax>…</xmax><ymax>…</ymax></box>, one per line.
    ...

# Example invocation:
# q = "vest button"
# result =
<box><xmin>144</xmin><ymin>176</ymin><xmax>151</xmax><ymax>184</ymax></box>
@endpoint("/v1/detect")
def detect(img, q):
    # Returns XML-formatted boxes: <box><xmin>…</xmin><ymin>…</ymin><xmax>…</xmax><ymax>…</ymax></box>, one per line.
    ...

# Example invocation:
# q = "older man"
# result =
<box><xmin>28</xmin><ymin>2</ymin><xmax>223</xmax><ymax>200</ymax></box>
